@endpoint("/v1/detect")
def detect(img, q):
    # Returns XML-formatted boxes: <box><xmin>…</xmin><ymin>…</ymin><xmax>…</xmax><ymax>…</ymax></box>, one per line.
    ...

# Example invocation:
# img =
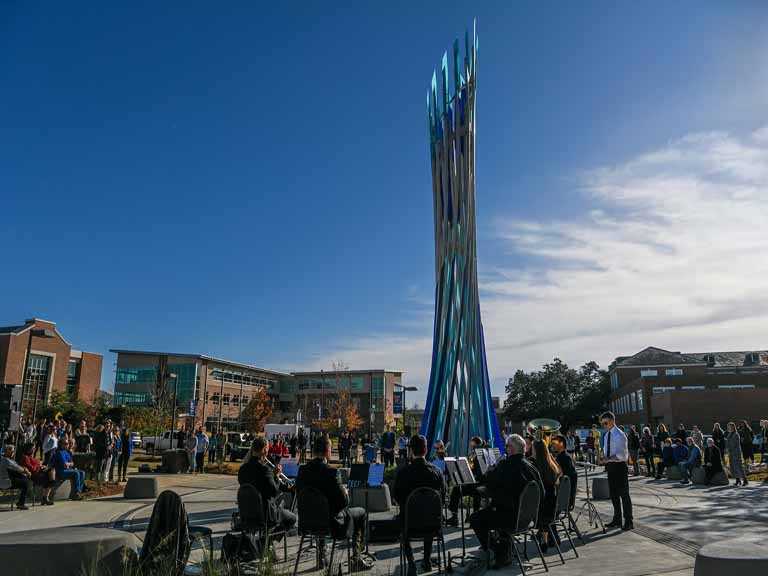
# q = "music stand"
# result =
<box><xmin>348</xmin><ymin>463</ymin><xmax>377</xmax><ymax>561</ymax></box>
<box><xmin>445</xmin><ymin>457</ymin><xmax>477</xmax><ymax>566</ymax></box>
<box><xmin>573</xmin><ymin>461</ymin><xmax>606</xmax><ymax>535</ymax></box>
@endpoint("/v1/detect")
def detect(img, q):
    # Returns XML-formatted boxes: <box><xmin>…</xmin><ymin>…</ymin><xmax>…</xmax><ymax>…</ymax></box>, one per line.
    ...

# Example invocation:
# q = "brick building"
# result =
<box><xmin>608</xmin><ymin>346</ymin><xmax>768</xmax><ymax>429</ymax></box>
<box><xmin>0</xmin><ymin>318</ymin><xmax>103</xmax><ymax>414</ymax></box>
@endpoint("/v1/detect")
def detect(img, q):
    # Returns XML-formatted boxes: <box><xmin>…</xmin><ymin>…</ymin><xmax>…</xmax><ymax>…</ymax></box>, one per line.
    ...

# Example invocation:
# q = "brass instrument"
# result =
<box><xmin>527</xmin><ymin>418</ymin><xmax>562</xmax><ymax>446</ymax></box>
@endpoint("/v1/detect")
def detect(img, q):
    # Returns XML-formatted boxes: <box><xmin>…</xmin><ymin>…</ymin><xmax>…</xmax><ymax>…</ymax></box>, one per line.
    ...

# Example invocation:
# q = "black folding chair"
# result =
<box><xmin>547</xmin><ymin>476</ymin><xmax>579</xmax><ymax>563</ymax></box>
<box><xmin>489</xmin><ymin>481</ymin><xmax>548</xmax><ymax>575</ymax></box>
<box><xmin>400</xmin><ymin>487</ymin><xmax>448</xmax><ymax>575</ymax></box>
<box><xmin>139</xmin><ymin>490</ymin><xmax>214</xmax><ymax>576</ymax></box>
<box><xmin>237</xmin><ymin>483</ymin><xmax>289</xmax><ymax>561</ymax></box>
<box><xmin>292</xmin><ymin>487</ymin><xmax>352</xmax><ymax>576</ymax></box>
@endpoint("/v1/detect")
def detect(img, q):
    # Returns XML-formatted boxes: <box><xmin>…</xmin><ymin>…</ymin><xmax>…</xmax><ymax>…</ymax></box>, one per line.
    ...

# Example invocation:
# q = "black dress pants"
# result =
<box><xmin>8</xmin><ymin>471</ymin><xmax>32</xmax><ymax>506</ymax></box>
<box><xmin>449</xmin><ymin>484</ymin><xmax>481</xmax><ymax>515</ymax></box>
<box><xmin>606</xmin><ymin>462</ymin><xmax>632</xmax><ymax>523</ymax></box>
<box><xmin>469</xmin><ymin>507</ymin><xmax>508</xmax><ymax>551</ymax></box>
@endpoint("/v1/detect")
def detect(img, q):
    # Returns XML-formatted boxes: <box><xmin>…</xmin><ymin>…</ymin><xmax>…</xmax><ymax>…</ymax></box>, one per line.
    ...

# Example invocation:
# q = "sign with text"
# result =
<box><xmin>393</xmin><ymin>390</ymin><xmax>403</xmax><ymax>414</ymax></box>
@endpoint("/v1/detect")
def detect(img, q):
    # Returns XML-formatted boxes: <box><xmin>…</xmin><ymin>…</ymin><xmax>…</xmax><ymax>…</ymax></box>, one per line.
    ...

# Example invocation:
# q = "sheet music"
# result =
<box><xmin>368</xmin><ymin>463</ymin><xmax>385</xmax><ymax>487</ymax></box>
<box><xmin>280</xmin><ymin>457</ymin><xmax>299</xmax><ymax>478</ymax></box>
<box><xmin>457</xmin><ymin>457</ymin><xmax>476</xmax><ymax>484</ymax></box>
<box><xmin>486</xmin><ymin>448</ymin><xmax>497</xmax><ymax>466</ymax></box>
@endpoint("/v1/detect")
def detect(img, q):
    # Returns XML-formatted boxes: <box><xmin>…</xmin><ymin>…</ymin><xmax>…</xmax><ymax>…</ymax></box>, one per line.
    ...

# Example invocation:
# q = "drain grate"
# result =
<box><xmin>633</xmin><ymin>524</ymin><xmax>701</xmax><ymax>558</ymax></box>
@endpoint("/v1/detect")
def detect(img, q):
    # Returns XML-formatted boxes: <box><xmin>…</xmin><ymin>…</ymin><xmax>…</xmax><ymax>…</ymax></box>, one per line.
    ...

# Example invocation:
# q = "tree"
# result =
<box><xmin>332</xmin><ymin>388</ymin><xmax>363</xmax><ymax>432</ymax></box>
<box><xmin>503</xmin><ymin>358</ymin><xmax>611</xmax><ymax>431</ymax></box>
<box><xmin>240</xmin><ymin>387</ymin><xmax>273</xmax><ymax>433</ymax></box>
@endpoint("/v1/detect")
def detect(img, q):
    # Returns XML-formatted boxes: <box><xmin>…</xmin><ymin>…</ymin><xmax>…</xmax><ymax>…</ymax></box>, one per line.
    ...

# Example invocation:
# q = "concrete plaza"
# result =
<box><xmin>1</xmin><ymin>469</ymin><xmax>765</xmax><ymax>575</ymax></box>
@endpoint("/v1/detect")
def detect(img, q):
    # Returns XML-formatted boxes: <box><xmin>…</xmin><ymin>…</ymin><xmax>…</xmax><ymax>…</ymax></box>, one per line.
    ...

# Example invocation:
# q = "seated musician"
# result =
<box><xmin>238</xmin><ymin>437</ymin><xmax>297</xmax><ymax>533</ymax></box>
<box><xmin>432</xmin><ymin>440</ymin><xmax>447</xmax><ymax>461</ymax></box>
<box><xmin>393</xmin><ymin>435</ymin><xmax>445</xmax><ymax>576</ymax></box>
<box><xmin>445</xmin><ymin>436</ymin><xmax>485</xmax><ymax>526</ymax></box>
<box><xmin>469</xmin><ymin>434</ymin><xmax>543</xmax><ymax>569</ymax></box>
<box><xmin>294</xmin><ymin>435</ymin><xmax>374</xmax><ymax>571</ymax></box>
<box><xmin>551</xmin><ymin>435</ymin><xmax>578</xmax><ymax>510</ymax></box>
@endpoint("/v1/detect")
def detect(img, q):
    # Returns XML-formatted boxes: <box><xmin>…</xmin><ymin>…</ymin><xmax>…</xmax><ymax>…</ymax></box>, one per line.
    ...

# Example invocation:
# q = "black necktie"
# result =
<box><xmin>606</xmin><ymin>430</ymin><xmax>612</xmax><ymax>459</ymax></box>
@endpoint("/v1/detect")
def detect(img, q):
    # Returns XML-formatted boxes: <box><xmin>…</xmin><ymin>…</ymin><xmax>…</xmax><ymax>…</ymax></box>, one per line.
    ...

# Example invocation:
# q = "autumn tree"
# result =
<box><xmin>332</xmin><ymin>388</ymin><xmax>363</xmax><ymax>432</ymax></box>
<box><xmin>240</xmin><ymin>387</ymin><xmax>274</xmax><ymax>433</ymax></box>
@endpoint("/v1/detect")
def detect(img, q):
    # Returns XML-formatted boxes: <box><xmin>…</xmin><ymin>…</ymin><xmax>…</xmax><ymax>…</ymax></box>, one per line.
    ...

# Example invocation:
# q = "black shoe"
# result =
<box><xmin>606</xmin><ymin>520</ymin><xmax>623</xmax><ymax>528</ymax></box>
<box><xmin>743</xmin><ymin>479</ymin><xmax>749</xmax><ymax>486</ymax></box>
<box><xmin>493</xmin><ymin>551</ymin><xmax>512</xmax><ymax>570</ymax></box>
<box><xmin>420</xmin><ymin>559</ymin><xmax>433</xmax><ymax>573</ymax></box>
<box><xmin>622</xmin><ymin>522</ymin><xmax>634</xmax><ymax>531</ymax></box>
<box><xmin>16</xmin><ymin>503</ymin><xmax>29</xmax><ymax>510</ymax></box>
<box><xmin>444</xmin><ymin>515</ymin><xmax>458</xmax><ymax>527</ymax></box>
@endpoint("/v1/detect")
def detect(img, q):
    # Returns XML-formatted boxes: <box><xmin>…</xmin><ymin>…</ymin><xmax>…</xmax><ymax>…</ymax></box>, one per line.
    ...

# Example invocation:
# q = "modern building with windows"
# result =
<box><xmin>290</xmin><ymin>369</ymin><xmax>403</xmax><ymax>434</ymax></box>
<box><xmin>608</xmin><ymin>346</ymin><xmax>768</xmax><ymax>429</ymax></box>
<box><xmin>111</xmin><ymin>349</ymin><xmax>290</xmax><ymax>432</ymax></box>
<box><xmin>0</xmin><ymin>318</ymin><xmax>103</xmax><ymax>414</ymax></box>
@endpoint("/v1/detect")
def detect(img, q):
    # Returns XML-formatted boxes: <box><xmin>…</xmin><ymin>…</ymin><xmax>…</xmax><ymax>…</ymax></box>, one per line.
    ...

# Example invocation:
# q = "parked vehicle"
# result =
<box><xmin>142</xmin><ymin>430</ymin><xmax>177</xmax><ymax>452</ymax></box>
<box><xmin>130</xmin><ymin>431</ymin><xmax>142</xmax><ymax>448</ymax></box>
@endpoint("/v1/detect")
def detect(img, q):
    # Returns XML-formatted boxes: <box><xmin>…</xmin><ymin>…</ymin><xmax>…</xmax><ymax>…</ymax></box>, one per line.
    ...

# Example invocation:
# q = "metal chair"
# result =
<box><xmin>399</xmin><ymin>487</ymin><xmax>448</xmax><ymax>575</ymax></box>
<box><xmin>547</xmin><ymin>476</ymin><xmax>579</xmax><ymax>563</ymax></box>
<box><xmin>489</xmin><ymin>481</ymin><xmax>548</xmax><ymax>575</ymax></box>
<box><xmin>292</xmin><ymin>487</ymin><xmax>352</xmax><ymax>576</ymax></box>
<box><xmin>237</xmin><ymin>483</ymin><xmax>289</xmax><ymax>562</ymax></box>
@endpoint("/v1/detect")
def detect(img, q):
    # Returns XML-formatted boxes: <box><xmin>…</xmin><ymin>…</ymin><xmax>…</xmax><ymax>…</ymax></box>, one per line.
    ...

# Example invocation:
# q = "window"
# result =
<box><xmin>665</xmin><ymin>369</ymin><xmax>684</xmax><ymax>376</ymax></box>
<box><xmin>372</xmin><ymin>375</ymin><xmax>385</xmax><ymax>398</ymax></box>
<box><xmin>717</xmin><ymin>384</ymin><xmax>755</xmax><ymax>390</ymax></box>
<box><xmin>746</xmin><ymin>353</ymin><xmax>759</xmax><ymax>365</ymax></box>
<box><xmin>636</xmin><ymin>390</ymin><xmax>644</xmax><ymax>411</ymax></box>
<box><xmin>630</xmin><ymin>393</ymin><xmax>637</xmax><ymax>412</ymax></box>
<box><xmin>610</xmin><ymin>372</ymin><xmax>619</xmax><ymax>390</ymax></box>
<box><xmin>351</xmin><ymin>376</ymin><xmax>365</xmax><ymax>391</ymax></box>
<box><xmin>681</xmin><ymin>386</ymin><xmax>705</xmax><ymax>391</ymax></box>
<box><xmin>640</xmin><ymin>369</ymin><xmax>658</xmax><ymax>377</ymax></box>
<box><xmin>706</xmin><ymin>354</ymin><xmax>716</xmax><ymax>366</ymax></box>
<box><xmin>66</xmin><ymin>359</ymin><xmax>81</xmax><ymax>395</ymax></box>
<box><xmin>231</xmin><ymin>395</ymin><xmax>239</xmax><ymax>406</ymax></box>
<box><xmin>652</xmin><ymin>386</ymin><xmax>676</xmax><ymax>394</ymax></box>
<box><xmin>211</xmin><ymin>393</ymin><xmax>221</xmax><ymax>405</ymax></box>
<box><xmin>222</xmin><ymin>394</ymin><xmax>230</xmax><ymax>405</ymax></box>
<box><xmin>25</xmin><ymin>354</ymin><xmax>52</xmax><ymax>404</ymax></box>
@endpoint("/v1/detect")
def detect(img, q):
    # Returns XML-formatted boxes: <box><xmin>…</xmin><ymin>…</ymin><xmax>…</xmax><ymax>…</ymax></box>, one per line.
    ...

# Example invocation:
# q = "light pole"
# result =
<box><xmin>168</xmin><ymin>372</ymin><xmax>178</xmax><ymax>432</ymax></box>
<box><xmin>394</xmin><ymin>383</ymin><xmax>418</xmax><ymax>432</ymax></box>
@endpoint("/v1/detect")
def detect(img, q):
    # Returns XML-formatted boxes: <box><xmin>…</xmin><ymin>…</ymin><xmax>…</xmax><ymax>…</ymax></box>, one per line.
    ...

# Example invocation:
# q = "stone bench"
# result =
<box><xmin>0</xmin><ymin>527</ymin><xmax>139</xmax><ymax>576</ymax></box>
<box><xmin>695</xmin><ymin>539</ymin><xmax>768</xmax><ymax>575</ymax></box>
<box><xmin>53</xmin><ymin>476</ymin><xmax>76</xmax><ymax>501</ymax></box>
<box><xmin>665</xmin><ymin>465</ymin><xmax>682</xmax><ymax>481</ymax></box>
<box><xmin>591</xmin><ymin>477</ymin><xmax>610</xmax><ymax>500</ymax></box>
<box><xmin>161</xmin><ymin>449</ymin><xmax>190</xmax><ymax>474</ymax></box>
<box><xmin>349</xmin><ymin>484</ymin><xmax>392</xmax><ymax>512</ymax></box>
<box><xmin>124</xmin><ymin>476</ymin><xmax>159</xmax><ymax>499</ymax></box>
<box><xmin>691</xmin><ymin>468</ymin><xmax>729</xmax><ymax>486</ymax></box>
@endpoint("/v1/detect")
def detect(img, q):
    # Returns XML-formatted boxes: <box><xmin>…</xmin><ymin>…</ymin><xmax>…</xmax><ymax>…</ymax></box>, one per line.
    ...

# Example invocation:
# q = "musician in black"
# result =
<box><xmin>294</xmin><ymin>435</ymin><xmax>374</xmax><ymax>571</ymax></box>
<box><xmin>238</xmin><ymin>437</ymin><xmax>297</xmax><ymax>533</ymax></box>
<box><xmin>393</xmin><ymin>435</ymin><xmax>445</xmax><ymax>576</ymax></box>
<box><xmin>469</xmin><ymin>434</ymin><xmax>543</xmax><ymax>568</ymax></box>
<box><xmin>445</xmin><ymin>436</ymin><xmax>485</xmax><ymax>526</ymax></box>
<box><xmin>551</xmin><ymin>435</ymin><xmax>578</xmax><ymax>510</ymax></box>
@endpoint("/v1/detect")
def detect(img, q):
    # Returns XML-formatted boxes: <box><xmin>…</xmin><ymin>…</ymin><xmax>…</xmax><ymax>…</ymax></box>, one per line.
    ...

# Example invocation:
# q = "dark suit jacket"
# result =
<box><xmin>484</xmin><ymin>454</ymin><xmax>542</xmax><ymax>513</ymax></box>
<box><xmin>393</xmin><ymin>458</ymin><xmax>445</xmax><ymax>511</ymax></box>
<box><xmin>295</xmin><ymin>458</ymin><xmax>349</xmax><ymax>535</ymax></box>
<box><xmin>556</xmin><ymin>451</ymin><xmax>578</xmax><ymax>510</ymax></box>
<box><xmin>238</xmin><ymin>456</ymin><xmax>283</xmax><ymax>523</ymax></box>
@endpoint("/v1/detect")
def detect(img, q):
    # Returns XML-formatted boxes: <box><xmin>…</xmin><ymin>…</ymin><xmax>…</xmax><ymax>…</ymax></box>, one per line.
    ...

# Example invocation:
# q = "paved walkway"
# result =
<box><xmin>1</xmin><ymin>469</ymin><xmax>765</xmax><ymax>575</ymax></box>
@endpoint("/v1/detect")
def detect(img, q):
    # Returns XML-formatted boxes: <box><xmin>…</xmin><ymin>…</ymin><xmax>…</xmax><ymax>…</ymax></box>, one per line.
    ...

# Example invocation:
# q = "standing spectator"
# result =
<box><xmin>289</xmin><ymin>434</ymin><xmax>298</xmax><ymax>458</ymax></box>
<box><xmin>93</xmin><ymin>423</ymin><xmax>109</xmax><ymax>483</ymax></box>
<box><xmin>675</xmin><ymin>424</ymin><xmax>688</xmax><ymax>443</ymax></box>
<box><xmin>298</xmin><ymin>428</ymin><xmax>307</xmax><ymax>464</ymax></box>
<box><xmin>738</xmin><ymin>420</ymin><xmax>754</xmax><ymax>464</ymax></box>
<box><xmin>74</xmin><ymin>420</ymin><xmax>92</xmax><ymax>453</ymax></box>
<box><xmin>380</xmin><ymin>425</ymin><xmax>396</xmax><ymax>467</ymax></box>
<box><xmin>118</xmin><ymin>427</ymin><xmax>132</xmax><ymax>482</ymax></box>
<box><xmin>640</xmin><ymin>427</ymin><xmax>656</xmax><ymax>477</ymax></box>
<box><xmin>42</xmin><ymin>424</ymin><xmax>58</xmax><ymax>466</ymax></box>
<box><xmin>208</xmin><ymin>432</ymin><xmax>218</xmax><ymax>465</ymax></box>
<box><xmin>397</xmin><ymin>432</ymin><xmax>409</xmax><ymax>464</ymax></box>
<box><xmin>0</xmin><ymin>444</ymin><xmax>32</xmax><ymax>509</ymax></box>
<box><xmin>679</xmin><ymin>438</ymin><xmax>701</xmax><ymax>485</ymax></box>
<box><xmin>691</xmin><ymin>426</ymin><xmax>704</xmax><ymax>448</ymax></box>
<box><xmin>176</xmin><ymin>426</ymin><xmax>186</xmax><ymax>450</ymax></box>
<box><xmin>22</xmin><ymin>418</ymin><xmax>36</xmax><ymax>446</ymax></box>
<box><xmin>50</xmin><ymin>438</ymin><xmax>85</xmax><ymax>500</ymax></box>
<box><xmin>627</xmin><ymin>425</ymin><xmax>641</xmax><ymax>476</ymax></box>
<box><xmin>600</xmin><ymin>411</ymin><xmax>633</xmax><ymax>531</ymax></box>
<box><xmin>185</xmin><ymin>430</ymin><xmax>198</xmax><ymax>473</ymax></box>
<box><xmin>573</xmin><ymin>431</ymin><xmax>582</xmax><ymax>461</ymax></box>
<box><xmin>56</xmin><ymin>419</ymin><xmax>66</xmax><ymax>438</ymax></box>
<box><xmin>703</xmin><ymin>438</ymin><xmax>724</xmax><ymax>485</ymax></box>
<box><xmin>585</xmin><ymin>432</ymin><xmax>596</xmax><ymax>464</ymax></box>
<box><xmin>726</xmin><ymin>421</ymin><xmax>747</xmax><ymax>486</ymax></box>
<box><xmin>760</xmin><ymin>419</ymin><xmax>768</xmax><ymax>463</ymax></box>
<box><xmin>108</xmin><ymin>425</ymin><xmax>120</xmax><ymax>482</ymax></box>
<box><xmin>34</xmin><ymin>418</ymin><xmax>45</xmax><ymax>458</ymax></box>
<box><xmin>712</xmin><ymin>423</ymin><xmax>726</xmax><ymax>457</ymax></box>
<box><xmin>655</xmin><ymin>423</ymin><xmax>670</xmax><ymax>457</ymax></box>
<box><xmin>63</xmin><ymin>423</ymin><xmax>75</xmax><ymax>446</ymax></box>
<box><xmin>195</xmin><ymin>427</ymin><xmax>209</xmax><ymax>473</ymax></box>
<box><xmin>216</xmin><ymin>430</ymin><xmax>226</xmax><ymax>464</ymax></box>
<box><xmin>565</xmin><ymin>432</ymin><xmax>576</xmax><ymax>456</ymax></box>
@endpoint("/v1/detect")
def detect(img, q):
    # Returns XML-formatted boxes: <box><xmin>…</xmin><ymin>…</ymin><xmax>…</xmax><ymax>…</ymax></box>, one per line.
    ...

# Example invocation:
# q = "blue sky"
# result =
<box><xmin>3</xmin><ymin>2</ymin><xmax>768</xmax><ymax>405</ymax></box>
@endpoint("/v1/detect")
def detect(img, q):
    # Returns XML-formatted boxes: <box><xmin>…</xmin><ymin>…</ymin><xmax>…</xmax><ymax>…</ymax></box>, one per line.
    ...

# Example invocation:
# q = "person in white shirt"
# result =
<box><xmin>600</xmin><ymin>411</ymin><xmax>633</xmax><ymax>530</ymax></box>
<box><xmin>42</xmin><ymin>424</ymin><xmax>58</xmax><ymax>465</ymax></box>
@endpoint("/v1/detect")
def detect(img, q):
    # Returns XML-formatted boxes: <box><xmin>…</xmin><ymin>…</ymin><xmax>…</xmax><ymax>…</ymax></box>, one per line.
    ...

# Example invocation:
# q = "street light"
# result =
<box><xmin>394</xmin><ymin>383</ymin><xmax>418</xmax><ymax>431</ymax></box>
<box><xmin>168</xmin><ymin>372</ymin><xmax>178</xmax><ymax>432</ymax></box>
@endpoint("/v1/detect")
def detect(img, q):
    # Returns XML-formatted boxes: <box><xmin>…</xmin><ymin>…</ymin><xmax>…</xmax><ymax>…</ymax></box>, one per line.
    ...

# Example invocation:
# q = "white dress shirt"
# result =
<box><xmin>602</xmin><ymin>425</ymin><xmax>629</xmax><ymax>463</ymax></box>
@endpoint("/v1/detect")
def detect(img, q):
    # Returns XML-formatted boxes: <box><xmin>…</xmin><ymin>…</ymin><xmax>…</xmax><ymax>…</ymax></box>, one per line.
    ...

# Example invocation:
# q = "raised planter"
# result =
<box><xmin>161</xmin><ymin>449</ymin><xmax>190</xmax><ymax>474</ymax></box>
<box><xmin>124</xmin><ymin>476</ymin><xmax>159</xmax><ymax>499</ymax></box>
<box><xmin>695</xmin><ymin>539</ymin><xmax>768</xmax><ymax>575</ymax></box>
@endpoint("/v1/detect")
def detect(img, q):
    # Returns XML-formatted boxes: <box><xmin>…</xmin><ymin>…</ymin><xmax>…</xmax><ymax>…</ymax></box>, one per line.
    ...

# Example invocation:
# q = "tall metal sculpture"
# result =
<box><xmin>420</xmin><ymin>25</ymin><xmax>504</xmax><ymax>455</ymax></box>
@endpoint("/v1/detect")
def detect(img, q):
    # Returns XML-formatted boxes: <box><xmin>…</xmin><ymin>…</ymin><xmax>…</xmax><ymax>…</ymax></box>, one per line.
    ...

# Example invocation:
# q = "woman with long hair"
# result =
<box><xmin>640</xmin><ymin>427</ymin><xmax>656</xmax><ymax>477</ymax></box>
<box><xmin>738</xmin><ymin>420</ymin><xmax>754</xmax><ymax>464</ymax></box>
<box><xmin>532</xmin><ymin>439</ymin><xmax>561</xmax><ymax>550</ymax></box>
<box><xmin>726</xmin><ymin>422</ymin><xmax>747</xmax><ymax>486</ymax></box>
<box><xmin>655</xmin><ymin>423</ymin><xmax>669</xmax><ymax>458</ymax></box>
<box><xmin>712</xmin><ymin>422</ymin><xmax>726</xmax><ymax>457</ymax></box>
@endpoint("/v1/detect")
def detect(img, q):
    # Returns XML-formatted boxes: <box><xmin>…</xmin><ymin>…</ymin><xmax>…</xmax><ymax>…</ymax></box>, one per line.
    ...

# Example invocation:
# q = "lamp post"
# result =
<box><xmin>394</xmin><ymin>384</ymin><xmax>418</xmax><ymax>431</ymax></box>
<box><xmin>168</xmin><ymin>372</ymin><xmax>178</xmax><ymax>432</ymax></box>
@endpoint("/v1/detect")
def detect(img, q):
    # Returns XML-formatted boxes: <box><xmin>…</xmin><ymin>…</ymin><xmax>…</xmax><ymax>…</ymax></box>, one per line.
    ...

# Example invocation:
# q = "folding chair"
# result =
<box><xmin>400</xmin><ymin>487</ymin><xmax>448</xmax><ymax>575</ymax></box>
<box><xmin>292</xmin><ymin>487</ymin><xmax>353</xmax><ymax>576</ymax></box>
<box><xmin>236</xmin><ymin>483</ymin><xmax>289</xmax><ymax>561</ymax></box>
<box><xmin>547</xmin><ymin>476</ymin><xmax>579</xmax><ymax>563</ymax></box>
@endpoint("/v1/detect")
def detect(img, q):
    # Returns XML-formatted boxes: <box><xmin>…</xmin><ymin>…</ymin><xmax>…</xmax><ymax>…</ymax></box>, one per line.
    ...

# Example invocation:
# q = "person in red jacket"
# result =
<box><xmin>19</xmin><ymin>442</ymin><xmax>55</xmax><ymax>505</ymax></box>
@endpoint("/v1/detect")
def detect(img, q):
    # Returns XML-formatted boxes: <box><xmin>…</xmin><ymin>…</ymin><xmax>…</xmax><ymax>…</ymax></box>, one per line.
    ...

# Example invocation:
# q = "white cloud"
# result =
<box><xmin>302</xmin><ymin>128</ymin><xmax>768</xmax><ymax>404</ymax></box>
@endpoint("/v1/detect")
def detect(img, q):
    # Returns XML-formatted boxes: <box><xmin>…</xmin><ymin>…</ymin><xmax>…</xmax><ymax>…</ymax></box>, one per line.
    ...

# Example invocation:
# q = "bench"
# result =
<box><xmin>0</xmin><ymin>487</ymin><xmax>20</xmax><ymax>510</ymax></box>
<box><xmin>691</xmin><ymin>468</ymin><xmax>729</xmax><ymax>486</ymax></box>
<box><xmin>161</xmin><ymin>449</ymin><xmax>190</xmax><ymax>474</ymax></box>
<box><xmin>665</xmin><ymin>465</ymin><xmax>682</xmax><ymax>481</ymax></box>
<box><xmin>53</xmin><ymin>476</ymin><xmax>77</xmax><ymax>501</ymax></box>
<box><xmin>695</xmin><ymin>539</ymin><xmax>768</xmax><ymax>575</ymax></box>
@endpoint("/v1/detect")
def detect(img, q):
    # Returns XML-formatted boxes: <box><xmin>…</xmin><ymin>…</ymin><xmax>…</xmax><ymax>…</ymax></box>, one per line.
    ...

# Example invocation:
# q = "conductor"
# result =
<box><xmin>294</xmin><ymin>435</ymin><xmax>374</xmax><ymax>571</ymax></box>
<box><xmin>599</xmin><ymin>411</ymin><xmax>633</xmax><ymax>530</ymax></box>
<box><xmin>393</xmin><ymin>434</ymin><xmax>445</xmax><ymax>576</ymax></box>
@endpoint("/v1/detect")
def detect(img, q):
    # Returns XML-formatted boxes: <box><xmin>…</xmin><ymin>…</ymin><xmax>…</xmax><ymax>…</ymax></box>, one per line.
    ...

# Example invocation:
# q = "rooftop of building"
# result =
<box><xmin>291</xmin><ymin>369</ymin><xmax>403</xmax><ymax>376</ymax></box>
<box><xmin>109</xmin><ymin>349</ymin><xmax>291</xmax><ymax>377</ymax></box>
<box><xmin>613</xmin><ymin>346</ymin><xmax>768</xmax><ymax>369</ymax></box>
